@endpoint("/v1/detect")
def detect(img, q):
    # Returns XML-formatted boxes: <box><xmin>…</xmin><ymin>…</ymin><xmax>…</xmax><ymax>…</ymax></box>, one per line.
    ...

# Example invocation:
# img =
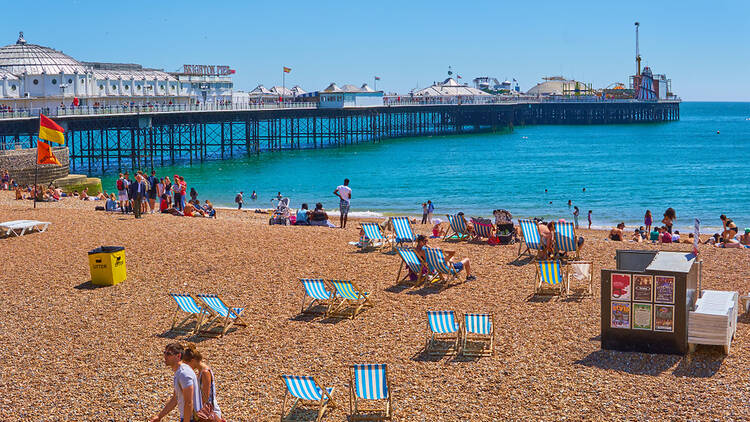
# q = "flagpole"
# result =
<box><xmin>374</xmin><ymin>76</ymin><xmax>376</xmax><ymax>91</ymax></box>
<box><xmin>33</xmin><ymin>162</ymin><xmax>37</xmax><ymax>209</ymax></box>
<box><xmin>282</xmin><ymin>68</ymin><xmax>285</xmax><ymax>105</ymax></box>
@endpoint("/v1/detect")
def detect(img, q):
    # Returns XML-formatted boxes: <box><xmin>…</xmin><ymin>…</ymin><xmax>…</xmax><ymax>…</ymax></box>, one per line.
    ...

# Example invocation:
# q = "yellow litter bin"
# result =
<box><xmin>88</xmin><ymin>246</ymin><xmax>127</xmax><ymax>286</ymax></box>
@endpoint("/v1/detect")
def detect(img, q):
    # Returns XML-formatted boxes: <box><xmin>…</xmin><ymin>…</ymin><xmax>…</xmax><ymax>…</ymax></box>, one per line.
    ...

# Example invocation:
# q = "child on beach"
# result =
<box><xmin>573</xmin><ymin>206</ymin><xmax>580</xmax><ymax>228</ymax></box>
<box><xmin>587</xmin><ymin>210</ymin><xmax>592</xmax><ymax>229</ymax></box>
<box><xmin>644</xmin><ymin>210</ymin><xmax>652</xmax><ymax>234</ymax></box>
<box><xmin>431</xmin><ymin>218</ymin><xmax>445</xmax><ymax>238</ymax></box>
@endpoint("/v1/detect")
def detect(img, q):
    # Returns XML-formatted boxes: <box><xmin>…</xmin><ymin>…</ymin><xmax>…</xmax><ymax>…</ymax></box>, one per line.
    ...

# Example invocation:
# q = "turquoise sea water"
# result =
<box><xmin>102</xmin><ymin>102</ymin><xmax>750</xmax><ymax>232</ymax></box>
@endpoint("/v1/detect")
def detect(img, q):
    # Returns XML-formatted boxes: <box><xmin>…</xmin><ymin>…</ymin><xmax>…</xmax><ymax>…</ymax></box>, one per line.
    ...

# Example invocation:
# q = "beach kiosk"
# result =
<box><xmin>601</xmin><ymin>250</ymin><xmax>700</xmax><ymax>355</ymax></box>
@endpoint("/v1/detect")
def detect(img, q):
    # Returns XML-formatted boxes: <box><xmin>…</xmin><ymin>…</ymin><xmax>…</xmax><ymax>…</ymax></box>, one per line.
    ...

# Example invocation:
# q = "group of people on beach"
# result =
<box><xmin>113</xmin><ymin>171</ymin><xmax>216</xmax><ymax>218</ymax></box>
<box><xmin>151</xmin><ymin>342</ymin><xmax>224</xmax><ymax>422</ymax></box>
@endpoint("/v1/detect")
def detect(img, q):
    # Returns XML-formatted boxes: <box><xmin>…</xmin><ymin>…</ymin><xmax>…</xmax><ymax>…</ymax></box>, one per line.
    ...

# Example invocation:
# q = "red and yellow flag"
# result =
<box><xmin>283</xmin><ymin>66</ymin><xmax>291</xmax><ymax>73</ymax></box>
<box><xmin>39</xmin><ymin>114</ymin><xmax>65</xmax><ymax>145</ymax></box>
<box><xmin>37</xmin><ymin>141</ymin><xmax>61</xmax><ymax>165</ymax></box>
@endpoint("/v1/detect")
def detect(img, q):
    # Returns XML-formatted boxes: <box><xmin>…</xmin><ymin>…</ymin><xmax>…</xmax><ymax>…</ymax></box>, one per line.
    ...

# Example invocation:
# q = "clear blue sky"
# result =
<box><xmin>3</xmin><ymin>0</ymin><xmax>748</xmax><ymax>100</ymax></box>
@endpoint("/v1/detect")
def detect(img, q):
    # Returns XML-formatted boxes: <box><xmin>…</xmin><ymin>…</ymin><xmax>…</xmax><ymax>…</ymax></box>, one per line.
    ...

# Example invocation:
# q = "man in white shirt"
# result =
<box><xmin>333</xmin><ymin>178</ymin><xmax>352</xmax><ymax>229</ymax></box>
<box><xmin>150</xmin><ymin>343</ymin><xmax>202</xmax><ymax>422</ymax></box>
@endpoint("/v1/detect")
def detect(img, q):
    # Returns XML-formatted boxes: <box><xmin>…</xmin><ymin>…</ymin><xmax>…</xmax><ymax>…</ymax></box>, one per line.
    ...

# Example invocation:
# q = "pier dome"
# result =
<box><xmin>0</xmin><ymin>32</ymin><xmax>87</xmax><ymax>75</ymax></box>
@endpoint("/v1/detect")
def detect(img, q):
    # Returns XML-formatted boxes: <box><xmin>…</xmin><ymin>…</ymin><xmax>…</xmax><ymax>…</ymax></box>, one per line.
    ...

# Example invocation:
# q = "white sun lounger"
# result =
<box><xmin>0</xmin><ymin>220</ymin><xmax>51</xmax><ymax>237</ymax></box>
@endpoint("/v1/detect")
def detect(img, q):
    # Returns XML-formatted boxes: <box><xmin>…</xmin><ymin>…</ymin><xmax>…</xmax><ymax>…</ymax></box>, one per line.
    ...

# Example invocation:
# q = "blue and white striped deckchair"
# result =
<box><xmin>280</xmin><ymin>375</ymin><xmax>337</xmax><ymax>422</ymax></box>
<box><xmin>395</xmin><ymin>247</ymin><xmax>430</xmax><ymax>286</ymax></box>
<box><xmin>462</xmin><ymin>313</ymin><xmax>494</xmax><ymax>357</ymax></box>
<box><xmin>349</xmin><ymin>364</ymin><xmax>392</xmax><ymax>421</ymax></box>
<box><xmin>423</xmin><ymin>247</ymin><xmax>461</xmax><ymax>285</ymax></box>
<box><xmin>359</xmin><ymin>223</ymin><xmax>388</xmax><ymax>251</ymax></box>
<box><xmin>300</xmin><ymin>278</ymin><xmax>334</xmax><ymax>315</ymax></box>
<box><xmin>425</xmin><ymin>311</ymin><xmax>461</xmax><ymax>355</ymax></box>
<box><xmin>328</xmin><ymin>280</ymin><xmax>372</xmax><ymax>319</ymax></box>
<box><xmin>444</xmin><ymin>214</ymin><xmax>470</xmax><ymax>240</ymax></box>
<box><xmin>535</xmin><ymin>260</ymin><xmax>565</xmax><ymax>296</ymax></box>
<box><xmin>471</xmin><ymin>219</ymin><xmax>495</xmax><ymax>241</ymax></box>
<box><xmin>196</xmin><ymin>294</ymin><xmax>246</xmax><ymax>336</ymax></box>
<box><xmin>390</xmin><ymin>217</ymin><xmax>416</xmax><ymax>247</ymax></box>
<box><xmin>554</xmin><ymin>221</ymin><xmax>580</xmax><ymax>260</ymax></box>
<box><xmin>169</xmin><ymin>293</ymin><xmax>208</xmax><ymax>335</ymax></box>
<box><xmin>518</xmin><ymin>219</ymin><xmax>544</xmax><ymax>260</ymax></box>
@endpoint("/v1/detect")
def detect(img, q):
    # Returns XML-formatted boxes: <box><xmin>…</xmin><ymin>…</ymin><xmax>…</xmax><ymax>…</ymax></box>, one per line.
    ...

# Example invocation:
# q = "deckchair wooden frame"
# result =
<box><xmin>444</xmin><ymin>214</ymin><xmax>471</xmax><ymax>241</ymax></box>
<box><xmin>395</xmin><ymin>247</ymin><xmax>431</xmax><ymax>287</ymax></box>
<box><xmin>169</xmin><ymin>293</ymin><xmax>208</xmax><ymax>335</ymax></box>
<box><xmin>554</xmin><ymin>221</ymin><xmax>581</xmax><ymax>261</ymax></box>
<box><xmin>280</xmin><ymin>376</ymin><xmax>337</xmax><ymax>422</ymax></box>
<box><xmin>328</xmin><ymin>280</ymin><xmax>373</xmax><ymax>319</ymax></box>
<box><xmin>517</xmin><ymin>219</ymin><xmax>544</xmax><ymax>260</ymax></box>
<box><xmin>300</xmin><ymin>278</ymin><xmax>334</xmax><ymax>315</ymax></box>
<box><xmin>534</xmin><ymin>261</ymin><xmax>567</xmax><ymax>297</ymax></box>
<box><xmin>195</xmin><ymin>294</ymin><xmax>247</xmax><ymax>337</ymax></box>
<box><xmin>461</xmin><ymin>313</ymin><xmax>494</xmax><ymax>357</ymax></box>
<box><xmin>565</xmin><ymin>260</ymin><xmax>593</xmax><ymax>297</ymax></box>
<box><xmin>348</xmin><ymin>365</ymin><xmax>393</xmax><ymax>421</ymax></box>
<box><xmin>425</xmin><ymin>311</ymin><xmax>461</xmax><ymax>356</ymax></box>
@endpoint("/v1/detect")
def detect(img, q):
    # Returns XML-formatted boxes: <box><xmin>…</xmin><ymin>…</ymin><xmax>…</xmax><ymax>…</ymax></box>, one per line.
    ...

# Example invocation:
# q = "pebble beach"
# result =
<box><xmin>1</xmin><ymin>192</ymin><xmax>749</xmax><ymax>421</ymax></box>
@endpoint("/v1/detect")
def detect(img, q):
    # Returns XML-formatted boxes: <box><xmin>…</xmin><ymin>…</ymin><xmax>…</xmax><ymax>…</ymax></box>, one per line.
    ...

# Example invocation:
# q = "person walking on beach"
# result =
<box><xmin>644</xmin><ymin>210</ymin><xmax>653</xmax><ymax>234</ymax></box>
<box><xmin>421</xmin><ymin>203</ymin><xmax>428</xmax><ymax>224</ymax></box>
<box><xmin>235</xmin><ymin>191</ymin><xmax>244</xmax><ymax>209</ymax></box>
<box><xmin>150</xmin><ymin>343</ymin><xmax>202</xmax><ymax>422</ymax></box>
<box><xmin>116</xmin><ymin>173</ymin><xmax>128</xmax><ymax>213</ymax></box>
<box><xmin>172</xmin><ymin>176</ymin><xmax>183</xmax><ymax>212</ymax></box>
<box><xmin>183</xmin><ymin>344</ymin><xmax>222</xmax><ymax>420</ymax></box>
<box><xmin>573</xmin><ymin>206</ymin><xmax>580</xmax><ymax>228</ymax></box>
<box><xmin>129</xmin><ymin>174</ymin><xmax>147</xmax><ymax>219</ymax></box>
<box><xmin>147</xmin><ymin>170</ymin><xmax>158</xmax><ymax>214</ymax></box>
<box><xmin>587</xmin><ymin>210</ymin><xmax>592</xmax><ymax>229</ymax></box>
<box><xmin>427</xmin><ymin>200</ymin><xmax>434</xmax><ymax>224</ymax></box>
<box><xmin>333</xmin><ymin>178</ymin><xmax>351</xmax><ymax>229</ymax></box>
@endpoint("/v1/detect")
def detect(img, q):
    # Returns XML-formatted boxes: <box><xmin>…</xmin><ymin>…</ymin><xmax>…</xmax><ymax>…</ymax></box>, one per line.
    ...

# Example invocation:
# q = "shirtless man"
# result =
<box><xmin>538</xmin><ymin>221</ymin><xmax>554</xmax><ymax>257</ymax></box>
<box><xmin>609</xmin><ymin>222</ymin><xmax>625</xmax><ymax>241</ymax></box>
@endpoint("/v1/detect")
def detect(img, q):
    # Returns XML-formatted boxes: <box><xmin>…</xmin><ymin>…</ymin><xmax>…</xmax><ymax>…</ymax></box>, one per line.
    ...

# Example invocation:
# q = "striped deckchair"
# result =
<box><xmin>280</xmin><ymin>375</ymin><xmax>337</xmax><ymax>422</ymax></box>
<box><xmin>425</xmin><ymin>311</ymin><xmax>461</xmax><ymax>355</ymax></box>
<box><xmin>169</xmin><ymin>293</ymin><xmax>209</xmax><ymax>335</ymax></box>
<box><xmin>328</xmin><ymin>280</ymin><xmax>372</xmax><ymax>319</ymax></box>
<box><xmin>359</xmin><ymin>223</ymin><xmax>388</xmax><ymax>251</ymax></box>
<box><xmin>423</xmin><ymin>247</ymin><xmax>461</xmax><ymax>285</ymax></box>
<box><xmin>349</xmin><ymin>364</ymin><xmax>392</xmax><ymax>421</ymax></box>
<box><xmin>390</xmin><ymin>217</ymin><xmax>416</xmax><ymax>247</ymax></box>
<box><xmin>300</xmin><ymin>278</ymin><xmax>334</xmax><ymax>315</ymax></box>
<box><xmin>395</xmin><ymin>247</ymin><xmax>430</xmax><ymax>286</ymax></box>
<box><xmin>535</xmin><ymin>260</ymin><xmax>565</xmax><ymax>297</ymax></box>
<box><xmin>566</xmin><ymin>261</ymin><xmax>593</xmax><ymax>296</ymax></box>
<box><xmin>554</xmin><ymin>221</ymin><xmax>580</xmax><ymax>260</ymax></box>
<box><xmin>462</xmin><ymin>313</ymin><xmax>494</xmax><ymax>357</ymax></box>
<box><xmin>196</xmin><ymin>294</ymin><xmax>247</xmax><ymax>337</ymax></box>
<box><xmin>472</xmin><ymin>220</ymin><xmax>496</xmax><ymax>242</ymax></box>
<box><xmin>517</xmin><ymin>219</ymin><xmax>543</xmax><ymax>260</ymax></box>
<box><xmin>444</xmin><ymin>214</ymin><xmax>470</xmax><ymax>240</ymax></box>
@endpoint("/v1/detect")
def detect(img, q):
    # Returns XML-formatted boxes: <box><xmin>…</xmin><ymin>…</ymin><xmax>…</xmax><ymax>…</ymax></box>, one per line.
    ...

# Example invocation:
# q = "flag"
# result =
<box><xmin>457</xmin><ymin>75</ymin><xmax>462</xmax><ymax>79</ymax></box>
<box><xmin>374</xmin><ymin>76</ymin><xmax>381</xmax><ymax>81</ymax></box>
<box><xmin>37</xmin><ymin>140</ymin><xmax>61</xmax><ymax>165</ymax></box>
<box><xmin>283</xmin><ymin>66</ymin><xmax>291</xmax><ymax>73</ymax></box>
<box><xmin>229</xmin><ymin>69</ymin><xmax>236</xmax><ymax>74</ymax></box>
<box><xmin>39</xmin><ymin>114</ymin><xmax>65</xmax><ymax>145</ymax></box>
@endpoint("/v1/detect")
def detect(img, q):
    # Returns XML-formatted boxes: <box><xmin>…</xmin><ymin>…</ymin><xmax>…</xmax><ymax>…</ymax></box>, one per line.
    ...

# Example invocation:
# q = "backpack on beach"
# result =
<box><xmin>116</xmin><ymin>179</ymin><xmax>124</xmax><ymax>190</ymax></box>
<box><xmin>235</xmin><ymin>194</ymin><xmax>242</xmax><ymax>203</ymax></box>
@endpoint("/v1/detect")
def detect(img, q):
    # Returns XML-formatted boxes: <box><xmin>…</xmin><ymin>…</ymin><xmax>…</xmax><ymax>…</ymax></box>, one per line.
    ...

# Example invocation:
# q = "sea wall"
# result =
<box><xmin>0</xmin><ymin>147</ymin><xmax>69</xmax><ymax>185</ymax></box>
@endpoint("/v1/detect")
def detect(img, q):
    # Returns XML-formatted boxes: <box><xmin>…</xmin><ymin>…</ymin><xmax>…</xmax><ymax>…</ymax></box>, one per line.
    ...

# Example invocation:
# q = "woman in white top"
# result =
<box><xmin>182</xmin><ymin>343</ymin><xmax>222</xmax><ymax>419</ymax></box>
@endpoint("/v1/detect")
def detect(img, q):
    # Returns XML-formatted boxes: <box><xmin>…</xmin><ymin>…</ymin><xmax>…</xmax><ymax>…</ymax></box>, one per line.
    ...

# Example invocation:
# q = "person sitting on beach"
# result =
<box><xmin>740</xmin><ymin>229</ymin><xmax>750</xmax><ymax>246</ymax></box>
<box><xmin>182</xmin><ymin>344</ymin><xmax>222</xmax><ymax>420</ymax></box>
<box><xmin>203</xmin><ymin>200</ymin><xmax>216</xmax><ymax>218</ymax></box>
<box><xmin>79</xmin><ymin>188</ymin><xmax>89</xmax><ymax>200</ymax></box>
<box><xmin>15</xmin><ymin>186</ymin><xmax>22</xmax><ymax>200</ymax></box>
<box><xmin>683</xmin><ymin>233</ymin><xmax>695</xmax><ymax>244</ymax></box>
<box><xmin>415</xmin><ymin>235</ymin><xmax>476</xmax><ymax>281</ymax></box>
<box><xmin>309</xmin><ymin>203</ymin><xmax>335</xmax><ymax>227</ymax></box>
<box><xmin>631</xmin><ymin>228</ymin><xmax>644</xmax><ymax>243</ymax></box>
<box><xmin>537</xmin><ymin>221</ymin><xmax>555</xmax><ymax>256</ymax></box>
<box><xmin>295</xmin><ymin>203</ymin><xmax>310</xmax><ymax>225</ymax></box>
<box><xmin>660</xmin><ymin>227</ymin><xmax>672</xmax><ymax>244</ymax></box>
<box><xmin>431</xmin><ymin>218</ymin><xmax>445</xmax><ymax>238</ymax></box>
<box><xmin>720</xmin><ymin>214</ymin><xmax>739</xmax><ymax>246</ymax></box>
<box><xmin>609</xmin><ymin>222</ymin><xmax>625</xmax><ymax>241</ymax></box>
<box><xmin>105</xmin><ymin>193</ymin><xmax>119</xmax><ymax>211</ymax></box>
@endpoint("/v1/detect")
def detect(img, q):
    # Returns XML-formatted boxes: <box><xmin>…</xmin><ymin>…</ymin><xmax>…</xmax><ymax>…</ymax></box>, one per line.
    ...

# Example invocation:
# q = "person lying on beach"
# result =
<box><xmin>682</xmin><ymin>233</ymin><xmax>695</xmax><ymax>244</ymax></box>
<box><xmin>309</xmin><ymin>202</ymin><xmax>335</xmax><ymax>227</ymax></box>
<box><xmin>704</xmin><ymin>233</ymin><xmax>720</xmax><ymax>245</ymax></box>
<box><xmin>609</xmin><ymin>223</ymin><xmax>625</xmax><ymax>241</ymax></box>
<box><xmin>79</xmin><ymin>188</ymin><xmax>89</xmax><ymax>200</ymax></box>
<box><xmin>415</xmin><ymin>235</ymin><xmax>476</xmax><ymax>281</ymax></box>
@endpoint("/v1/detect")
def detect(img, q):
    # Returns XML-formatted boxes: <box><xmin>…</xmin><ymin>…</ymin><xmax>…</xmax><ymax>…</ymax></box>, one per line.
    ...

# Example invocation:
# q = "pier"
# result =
<box><xmin>0</xmin><ymin>100</ymin><xmax>679</xmax><ymax>174</ymax></box>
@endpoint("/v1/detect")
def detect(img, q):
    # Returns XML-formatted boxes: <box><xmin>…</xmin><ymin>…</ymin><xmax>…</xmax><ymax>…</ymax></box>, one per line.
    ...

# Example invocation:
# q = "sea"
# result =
<box><xmin>102</xmin><ymin>102</ymin><xmax>750</xmax><ymax>232</ymax></box>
